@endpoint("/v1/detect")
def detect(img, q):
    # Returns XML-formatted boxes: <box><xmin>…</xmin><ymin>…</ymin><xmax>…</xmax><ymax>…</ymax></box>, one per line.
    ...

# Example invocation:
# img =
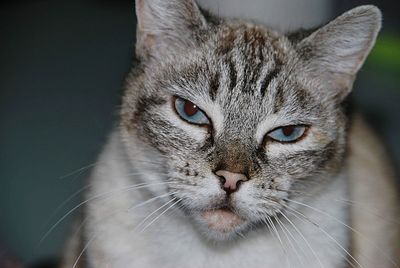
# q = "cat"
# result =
<box><xmin>61</xmin><ymin>0</ymin><xmax>400</xmax><ymax>267</ymax></box>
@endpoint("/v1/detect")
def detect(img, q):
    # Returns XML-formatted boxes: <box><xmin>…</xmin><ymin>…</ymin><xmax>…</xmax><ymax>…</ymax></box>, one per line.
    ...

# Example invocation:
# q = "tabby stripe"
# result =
<box><xmin>209</xmin><ymin>72</ymin><xmax>220</xmax><ymax>101</ymax></box>
<box><xmin>227</xmin><ymin>58</ymin><xmax>237</xmax><ymax>91</ymax></box>
<box><xmin>260</xmin><ymin>66</ymin><xmax>281</xmax><ymax>97</ymax></box>
<box><xmin>273</xmin><ymin>84</ymin><xmax>284</xmax><ymax>113</ymax></box>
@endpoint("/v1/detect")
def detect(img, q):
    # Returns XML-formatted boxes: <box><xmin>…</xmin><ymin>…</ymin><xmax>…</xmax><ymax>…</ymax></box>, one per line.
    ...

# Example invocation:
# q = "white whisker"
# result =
<box><xmin>73</xmin><ymin>234</ymin><xmax>96</xmax><ymax>268</ymax></box>
<box><xmin>275</xmin><ymin>216</ymin><xmax>305</xmax><ymax>268</ymax></box>
<box><xmin>284</xmin><ymin>206</ymin><xmax>360</xmax><ymax>268</ymax></box>
<box><xmin>128</xmin><ymin>191</ymin><xmax>178</xmax><ymax>211</ymax></box>
<box><xmin>139</xmin><ymin>198</ymin><xmax>182</xmax><ymax>233</ymax></box>
<box><xmin>59</xmin><ymin>162</ymin><xmax>98</xmax><ymax>180</ymax></box>
<box><xmin>280</xmin><ymin>188</ymin><xmax>400</xmax><ymax>226</ymax></box>
<box><xmin>263</xmin><ymin>216</ymin><xmax>290</xmax><ymax>268</ymax></box>
<box><xmin>41</xmin><ymin>184</ymin><xmax>91</xmax><ymax>230</ymax></box>
<box><xmin>280</xmin><ymin>212</ymin><xmax>325</xmax><ymax>268</ymax></box>
<box><xmin>285</xmin><ymin>198</ymin><xmax>399</xmax><ymax>268</ymax></box>
<box><xmin>268</xmin><ymin>216</ymin><xmax>291</xmax><ymax>267</ymax></box>
<box><xmin>37</xmin><ymin>181</ymin><xmax>176</xmax><ymax>246</ymax></box>
<box><xmin>134</xmin><ymin>197</ymin><xmax>179</xmax><ymax>232</ymax></box>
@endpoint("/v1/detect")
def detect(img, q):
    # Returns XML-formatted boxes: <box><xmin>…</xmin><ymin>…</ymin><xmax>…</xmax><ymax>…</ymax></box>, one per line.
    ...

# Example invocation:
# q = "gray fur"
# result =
<box><xmin>64</xmin><ymin>1</ymin><xmax>394</xmax><ymax>267</ymax></box>
<box><xmin>122</xmin><ymin>3</ymin><xmax>381</xmax><ymax>235</ymax></box>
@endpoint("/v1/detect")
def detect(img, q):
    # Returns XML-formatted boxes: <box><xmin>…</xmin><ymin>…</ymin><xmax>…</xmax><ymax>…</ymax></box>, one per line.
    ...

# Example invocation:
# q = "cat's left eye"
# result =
<box><xmin>174</xmin><ymin>97</ymin><xmax>210</xmax><ymax>125</ymax></box>
<box><xmin>266</xmin><ymin>125</ymin><xmax>307</xmax><ymax>143</ymax></box>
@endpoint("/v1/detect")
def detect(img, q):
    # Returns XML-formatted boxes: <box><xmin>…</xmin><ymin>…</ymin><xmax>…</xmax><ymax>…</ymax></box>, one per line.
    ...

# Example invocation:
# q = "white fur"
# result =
<box><xmin>84</xmin><ymin>131</ymin><xmax>349</xmax><ymax>268</ymax></box>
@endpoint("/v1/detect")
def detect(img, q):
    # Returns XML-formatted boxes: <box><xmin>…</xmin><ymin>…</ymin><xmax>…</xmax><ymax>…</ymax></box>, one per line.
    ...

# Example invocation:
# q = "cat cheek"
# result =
<box><xmin>233</xmin><ymin>184</ymin><xmax>279</xmax><ymax>217</ymax></box>
<box><xmin>273</xmin><ymin>177</ymin><xmax>292</xmax><ymax>192</ymax></box>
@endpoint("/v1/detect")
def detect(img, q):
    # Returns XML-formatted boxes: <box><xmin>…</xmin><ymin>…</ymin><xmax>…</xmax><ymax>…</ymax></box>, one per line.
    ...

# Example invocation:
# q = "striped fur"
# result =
<box><xmin>62</xmin><ymin>1</ymin><xmax>399</xmax><ymax>267</ymax></box>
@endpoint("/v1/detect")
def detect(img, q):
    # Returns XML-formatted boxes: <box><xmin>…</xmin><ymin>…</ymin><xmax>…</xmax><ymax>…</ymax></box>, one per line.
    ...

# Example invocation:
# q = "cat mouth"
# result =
<box><xmin>201</xmin><ymin>207</ymin><xmax>244</xmax><ymax>233</ymax></box>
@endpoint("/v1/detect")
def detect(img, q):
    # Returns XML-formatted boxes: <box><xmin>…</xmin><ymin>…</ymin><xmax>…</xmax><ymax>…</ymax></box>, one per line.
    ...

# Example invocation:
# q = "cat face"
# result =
<box><xmin>120</xmin><ymin>0</ymin><xmax>380</xmax><ymax>240</ymax></box>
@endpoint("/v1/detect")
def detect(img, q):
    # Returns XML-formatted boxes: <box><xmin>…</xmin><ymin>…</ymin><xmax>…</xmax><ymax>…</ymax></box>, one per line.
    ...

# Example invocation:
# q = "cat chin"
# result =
<box><xmin>191</xmin><ymin>208</ymin><xmax>251</xmax><ymax>241</ymax></box>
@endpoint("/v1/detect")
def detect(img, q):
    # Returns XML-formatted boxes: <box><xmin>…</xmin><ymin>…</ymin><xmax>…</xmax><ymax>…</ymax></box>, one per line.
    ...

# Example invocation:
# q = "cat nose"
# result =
<box><xmin>215</xmin><ymin>170</ymin><xmax>248</xmax><ymax>194</ymax></box>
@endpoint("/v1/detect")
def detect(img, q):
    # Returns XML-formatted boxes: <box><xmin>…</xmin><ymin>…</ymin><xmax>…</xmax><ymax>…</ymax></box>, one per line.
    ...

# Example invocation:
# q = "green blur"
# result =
<box><xmin>367</xmin><ymin>34</ymin><xmax>400</xmax><ymax>71</ymax></box>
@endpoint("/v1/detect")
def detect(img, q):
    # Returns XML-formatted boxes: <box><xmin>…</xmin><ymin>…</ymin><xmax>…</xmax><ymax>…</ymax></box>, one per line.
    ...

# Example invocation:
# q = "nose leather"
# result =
<box><xmin>215</xmin><ymin>170</ymin><xmax>248</xmax><ymax>191</ymax></box>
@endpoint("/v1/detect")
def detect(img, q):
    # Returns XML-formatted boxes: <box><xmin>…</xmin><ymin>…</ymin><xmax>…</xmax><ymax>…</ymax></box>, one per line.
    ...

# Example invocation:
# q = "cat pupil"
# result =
<box><xmin>184</xmin><ymin>101</ymin><xmax>199</xmax><ymax>117</ymax></box>
<box><xmin>282</xmin><ymin>126</ymin><xmax>294</xmax><ymax>136</ymax></box>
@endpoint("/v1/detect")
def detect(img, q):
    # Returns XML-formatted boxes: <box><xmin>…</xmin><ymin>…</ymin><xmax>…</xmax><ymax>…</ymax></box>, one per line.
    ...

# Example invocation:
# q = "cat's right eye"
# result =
<box><xmin>174</xmin><ymin>97</ymin><xmax>210</xmax><ymax>126</ymax></box>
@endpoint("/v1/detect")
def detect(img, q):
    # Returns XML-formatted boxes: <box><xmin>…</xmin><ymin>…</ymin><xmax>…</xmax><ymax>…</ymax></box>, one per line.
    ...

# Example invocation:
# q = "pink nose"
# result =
<box><xmin>215</xmin><ymin>170</ymin><xmax>248</xmax><ymax>194</ymax></box>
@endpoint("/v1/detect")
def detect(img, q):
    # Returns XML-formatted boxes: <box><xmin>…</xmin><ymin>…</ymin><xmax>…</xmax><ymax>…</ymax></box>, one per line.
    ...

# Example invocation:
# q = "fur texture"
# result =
<box><xmin>61</xmin><ymin>1</ymin><xmax>399</xmax><ymax>267</ymax></box>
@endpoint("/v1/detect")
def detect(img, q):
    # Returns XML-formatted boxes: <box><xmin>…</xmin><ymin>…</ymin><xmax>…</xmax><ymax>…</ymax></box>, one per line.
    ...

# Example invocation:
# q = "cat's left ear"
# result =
<box><xmin>135</xmin><ymin>0</ymin><xmax>208</xmax><ymax>61</ymax></box>
<box><xmin>297</xmin><ymin>5</ymin><xmax>381</xmax><ymax>101</ymax></box>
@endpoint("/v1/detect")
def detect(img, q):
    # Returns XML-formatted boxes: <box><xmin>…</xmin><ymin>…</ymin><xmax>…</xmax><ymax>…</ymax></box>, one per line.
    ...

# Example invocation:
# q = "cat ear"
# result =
<box><xmin>135</xmin><ymin>0</ymin><xmax>208</xmax><ymax>61</ymax></box>
<box><xmin>297</xmin><ymin>5</ymin><xmax>381</xmax><ymax>100</ymax></box>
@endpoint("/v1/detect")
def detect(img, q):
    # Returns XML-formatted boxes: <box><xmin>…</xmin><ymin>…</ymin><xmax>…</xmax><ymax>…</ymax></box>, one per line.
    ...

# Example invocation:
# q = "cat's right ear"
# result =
<box><xmin>135</xmin><ymin>0</ymin><xmax>208</xmax><ymax>62</ymax></box>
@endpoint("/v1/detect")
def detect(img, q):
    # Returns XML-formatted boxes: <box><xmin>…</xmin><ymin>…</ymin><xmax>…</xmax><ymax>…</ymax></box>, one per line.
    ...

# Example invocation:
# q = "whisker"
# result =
<box><xmin>259</xmin><ymin>196</ymin><xmax>325</xmax><ymax>268</ymax></box>
<box><xmin>285</xmin><ymin>198</ymin><xmax>399</xmax><ymax>268</ymax></box>
<box><xmin>41</xmin><ymin>184</ymin><xmax>91</xmax><ymax>230</ymax></box>
<box><xmin>139</xmin><ymin>198</ymin><xmax>182</xmax><ymax>233</ymax></box>
<box><xmin>76</xmin><ymin>191</ymin><xmax>180</xmax><ymax>267</ymax></box>
<box><xmin>262</xmin><ymin>216</ymin><xmax>288</xmax><ymax>266</ymax></box>
<box><xmin>74</xmin><ymin>191</ymin><xmax>179</xmax><ymax>244</ymax></box>
<box><xmin>134</xmin><ymin>197</ymin><xmax>179</xmax><ymax>232</ymax></box>
<box><xmin>132</xmin><ymin>159</ymin><xmax>165</xmax><ymax>165</ymax></box>
<box><xmin>283</xmin><ymin>206</ymin><xmax>360</xmax><ymax>268</ymax></box>
<box><xmin>125</xmin><ymin>171</ymin><xmax>170</xmax><ymax>177</ymax></box>
<box><xmin>128</xmin><ymin>191</ymin><xmax>178</xmax><ymax>211</ymax></box>
<box><xmin>267</xmin><ymin>216</ymin><xmax>290</xmax><ymax>267</ymax></box>
<box><xmin>279</xmin><ymin>188</ymin><xmax>400</xmax><ymax>225</ymax></box>
<box><xmin>164</xmin><ymin>199</ymin><xmax>186</xmax><ymax>218</ymax></box>
<box><xmin>274</xmin><ymin>216</ymin><xmax>306</xmax><ymax>268</ymax></box>
<box><xmin>73</xmin><ymin>234</ymin><xmax>96</xmax><ymax>268</ymax></box>
<box><xmin>262</xmin><ymin>216</ymin><xmax>291</xmax><ymax>268</ymax></box>
<box><xmin>334</xmin><ymin>198</ymin><xmax>400</xmax><ymax>225</ymax></box>
<box><xmin>37</xmin><ymin>181</ymin><xmax>176</xmax><ymax>247</ymax></box>
<box><xmin>59</xmin><ymin>162</ymin><xmax>98</xmax><ymax>180</ymax></box>
<box><xmin>279</xmin><ymin>212</ymin><xmax>325</xmax><ymax>268</ymax></box>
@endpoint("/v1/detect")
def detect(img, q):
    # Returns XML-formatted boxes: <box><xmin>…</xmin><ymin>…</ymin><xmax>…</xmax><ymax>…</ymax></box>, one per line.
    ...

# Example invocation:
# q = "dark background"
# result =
<box><xmin>1</xmin><ymin>0</ymin><xmax>399</xmax><ymax>266</ymax></box>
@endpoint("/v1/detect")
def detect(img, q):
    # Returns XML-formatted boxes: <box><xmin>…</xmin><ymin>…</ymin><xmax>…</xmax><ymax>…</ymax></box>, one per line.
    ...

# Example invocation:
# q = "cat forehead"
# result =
<box><xmin>158</xmin><ymin>23</ymin><xmax>296</xmax><ymax>98</ymax></box>
<box><xmin>210</xmin><ymin>23</ymin><xmax>290</xmax><ymax>62</ymax></box>
<box><xmin>141</xmin><ymin>22</ymin><xmax>319</xmax><ymax>124</ymax></box>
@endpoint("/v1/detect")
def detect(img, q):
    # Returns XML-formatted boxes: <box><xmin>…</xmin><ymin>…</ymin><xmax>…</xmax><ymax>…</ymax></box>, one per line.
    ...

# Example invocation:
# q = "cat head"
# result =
<box><xmin>120</xmin><ymin>0</ymin><xmax>381</xmax><ymax>240</ymax></box>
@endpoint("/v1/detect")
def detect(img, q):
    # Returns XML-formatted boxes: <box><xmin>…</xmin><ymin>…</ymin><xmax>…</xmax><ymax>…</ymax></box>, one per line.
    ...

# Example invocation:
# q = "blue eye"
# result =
<box><xmin>174</xmin><ymin>97</ymin><xmax>210</xmax><ymax>125</ymax></box>
<box><xmin>267</xmin><ymin>125</ymin><xmax>307</xmax><ymax>143</ymax></box>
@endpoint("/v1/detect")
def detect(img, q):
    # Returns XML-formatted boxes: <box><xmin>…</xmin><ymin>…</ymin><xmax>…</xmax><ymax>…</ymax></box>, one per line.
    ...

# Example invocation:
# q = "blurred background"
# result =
<box><xmin>0</xmin><ymin>0</ymin><xmax>399</xmax><ymax>267</ymax></box>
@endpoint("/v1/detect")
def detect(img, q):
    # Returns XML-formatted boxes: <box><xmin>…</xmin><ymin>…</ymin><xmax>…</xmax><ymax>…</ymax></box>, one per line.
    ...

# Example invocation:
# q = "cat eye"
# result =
<box><xmin>266</xmin><ymin>125</ymin><xmax>307</xmax><ymax>143</ymax></box>
<box><xmin>174</xmin><ymin>97</ymin><xmax>210</xmax><ymax>125</ymax></box>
